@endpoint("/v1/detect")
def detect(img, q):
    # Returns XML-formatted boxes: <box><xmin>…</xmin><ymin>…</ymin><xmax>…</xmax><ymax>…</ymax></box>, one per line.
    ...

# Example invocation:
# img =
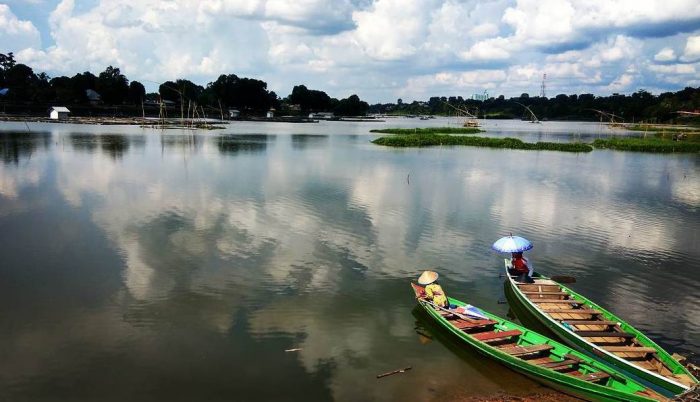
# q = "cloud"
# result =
<box><xmin>654</xmin><ymin>47</ymin><xmax>677</xmax><ymax>62</ymax></box>
<box><xmin>0</xmin><ymin>4</ymin><xmax>42</xmax><ymax>51</ymax></box>
<box><xmin>681</xmin><ymin>35</ymin><xmax>700</xmax><ymax>61</ymax></box>
<box><xmin>607</xmin><ymin>72</ymin><xmax>635</xmax><ymax>92</ymax></box>
<box><xmin>352</xmin><ymin>0</ymin><xmax>436</xmax><ymax>60</ymax></box>
<box><xmin>18</xmin><ymin>0</ymin><xmax>271</xmax><ymax>83</ymax></box>
<box><xmin>502</xmin><ymin>0</ymin><xmax>700</xmax><ymax>51</ymax></box>
<box><xmin>7</xmin><ymin>0</ymin><xmax>700</xmax><ymax>101</ymax></box>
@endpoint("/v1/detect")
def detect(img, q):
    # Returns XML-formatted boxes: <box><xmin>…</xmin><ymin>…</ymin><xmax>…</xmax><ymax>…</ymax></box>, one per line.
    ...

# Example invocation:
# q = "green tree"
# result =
<box><xmin>128</xmin><ymin>81</ymin><xmax>146</xmax><ymax>104</ymax></box>
<box><xmin>70</xmin><ymin>72</ymin><xmax>97</xmax><ymax>103</ymax></box>
<box><xmin>97</xmin><ymin>66</ymin><xmax>129</xmax><ymax>104</ymax></box>
<box><xmin>334</xmin><ymin>94</ymin><xmax>368</xmax><ymax>116</ymax></box>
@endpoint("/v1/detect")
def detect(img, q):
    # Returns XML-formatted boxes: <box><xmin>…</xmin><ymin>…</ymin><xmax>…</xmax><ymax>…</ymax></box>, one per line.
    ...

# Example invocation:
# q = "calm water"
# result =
<box><xmin>1</xmin><ymin>119</ymin><xmax>698</xmax><ymax>401</ymax></box>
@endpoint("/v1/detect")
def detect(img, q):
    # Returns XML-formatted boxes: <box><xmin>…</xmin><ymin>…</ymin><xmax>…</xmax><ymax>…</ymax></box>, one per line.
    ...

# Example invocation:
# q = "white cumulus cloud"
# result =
<box><xmin>654</xmin><ymin>47</ymin><xmax>677</xmax><ymax>62</ymax></box>
<box><xmin>682</xmin><ymin>35</ymin><xmax>700</xmax><ymax>61</ymax></box>
<box><xmin>0</xmin><ymin>4</ymin><xmax>41</xmax><ymax>51</ymax></box>
<box><xmin>5</xmin><ymin>0</ymin><xmax>700</xmax><ymax>101</ymax></box>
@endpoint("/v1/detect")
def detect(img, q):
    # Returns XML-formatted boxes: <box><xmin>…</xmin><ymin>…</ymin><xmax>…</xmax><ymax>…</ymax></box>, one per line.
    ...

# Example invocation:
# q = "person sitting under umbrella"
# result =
<box><xmin>510</xmin><ymin>251</ymin><xmax>534</xmax><ymax>282</ymax></box>
<box><xmin>418</xmin><ymin>270</ymin><xmax>449</xmax><ymax>308</ymax></box>
<box><xmin>492</xmin><ymin>235</ymin><xmax>535</xmax><ymax>282</ymax></box>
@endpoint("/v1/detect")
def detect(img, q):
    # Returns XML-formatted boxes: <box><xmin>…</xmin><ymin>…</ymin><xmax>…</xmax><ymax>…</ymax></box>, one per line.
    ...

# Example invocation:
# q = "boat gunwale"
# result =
<box><xmin>503</xmin><ymin>261</ymin><xmax>696</xmax><ymax>394</ymax></box>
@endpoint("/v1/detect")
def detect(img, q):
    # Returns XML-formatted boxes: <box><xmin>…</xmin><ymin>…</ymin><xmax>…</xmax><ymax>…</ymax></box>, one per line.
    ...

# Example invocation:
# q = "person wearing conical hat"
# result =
<box><xmin>418</xmin><ymin>270</ymin><xmax>448</xmax><ymax>308</ymax></box>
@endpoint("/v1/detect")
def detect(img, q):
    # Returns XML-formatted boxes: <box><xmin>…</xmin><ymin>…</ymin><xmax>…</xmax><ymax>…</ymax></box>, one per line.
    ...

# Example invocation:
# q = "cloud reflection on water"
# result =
<box><xmin>1</xmin><ymin>124</ymin><xmax>698</xmax><ymax>400</ymax></box>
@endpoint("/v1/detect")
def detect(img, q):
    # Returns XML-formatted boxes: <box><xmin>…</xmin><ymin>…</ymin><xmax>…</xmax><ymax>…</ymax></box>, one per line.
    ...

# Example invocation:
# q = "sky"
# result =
<box><xmin>1</xmin><ymin>0</ymin><xmax>700</xmax><ymax>103</ymax></box>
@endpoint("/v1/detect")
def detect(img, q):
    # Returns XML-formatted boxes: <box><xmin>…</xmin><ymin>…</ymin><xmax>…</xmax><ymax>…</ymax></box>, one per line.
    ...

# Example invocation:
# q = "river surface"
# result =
<box><xmin>0</xmin><ymin>118</ymin><xmax>698</xmax><ymax>401</ymax></box>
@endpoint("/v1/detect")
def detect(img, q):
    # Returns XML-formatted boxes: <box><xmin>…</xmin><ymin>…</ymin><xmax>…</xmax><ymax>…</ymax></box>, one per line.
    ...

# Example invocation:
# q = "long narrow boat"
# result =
<box><xmin>411</xmin><ymin>283</ymin><xmax>666</xmax><ymax>402</ymax></box>
<box><xmin>503</xmin><ymin>260</ymin><xmax>698</xmax><ymax>397</ymax></box>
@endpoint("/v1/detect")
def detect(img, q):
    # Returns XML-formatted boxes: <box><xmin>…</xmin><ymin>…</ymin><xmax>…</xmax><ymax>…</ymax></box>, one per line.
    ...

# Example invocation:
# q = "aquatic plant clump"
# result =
<box><xmin>372</xmin><ymin>134</ymin><xmax>593</xmax><ymax>152</ymax></box>
<box><xmin>369</xmin><ymin>127</ymin><xmax>482</xmax><ymax>135</ymax></box>
<box><xmin>592</xmin><ymin>138</ymin><xmax>700</xmax><ymax>153</ymax></box>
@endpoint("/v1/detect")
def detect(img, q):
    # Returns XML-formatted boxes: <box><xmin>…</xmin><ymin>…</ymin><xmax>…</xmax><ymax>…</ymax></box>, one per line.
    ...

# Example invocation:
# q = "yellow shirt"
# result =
<box><xmin>425</xmin><ymin>283</ymin><xmax>448</xmax><ymax>307</ymax></box>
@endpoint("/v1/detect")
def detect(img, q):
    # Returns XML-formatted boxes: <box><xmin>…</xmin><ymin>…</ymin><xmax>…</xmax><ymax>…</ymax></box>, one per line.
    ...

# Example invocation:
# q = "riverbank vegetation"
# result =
<box><xmin>2</xmin><ymin>51</ymin><xmax>699</xmax><ymax>123</ymax></box>
<box><xmin>372</xmin><ymin>134</ymin><xmax>593</xmax><ymax>152</ymax></box>
<box><xmin>369</xmin><ymin>88</ymin><xmax>700</xmax><ymax>124</ymax></box>
<box><xmin>369</xmin><ymin>127</ymin><xmax>482</xmax><ymax>135</ymax></box>
<box><xmin>0</xmin><ymin>52</ymin><xmax>369</xmax><ymax>118</ymax></box>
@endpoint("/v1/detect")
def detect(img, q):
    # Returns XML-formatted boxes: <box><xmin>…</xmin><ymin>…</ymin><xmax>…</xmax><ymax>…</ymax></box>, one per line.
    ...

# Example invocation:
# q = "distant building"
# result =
<box><xmin>228</xmin><ymin>109</ymin><xmax>240</xmax><ymax>118</ymax></box>
<box><xmin>266</xmin><ymin>109</ymin><xmax>275</xmax><ymax>118</ymax></box>
<box><xmin>49</xmin><ymin>106</ymin><xmax>70</xmax><ymax>120</ymax></box>
<box><xmin>85</xmin><ymin>89</ymin><xmax>101</xmax><ymax>105</ymax></box>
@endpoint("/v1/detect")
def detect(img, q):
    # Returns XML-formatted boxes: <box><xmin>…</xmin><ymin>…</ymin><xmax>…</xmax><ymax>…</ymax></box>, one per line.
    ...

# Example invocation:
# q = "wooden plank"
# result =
<box><xmin>472</xmin><ymin>330</ymin><xmax>522</xmax><ymax>342</ymax></box>
<box><xmin>561</xmin><ymin>320</ymin><xmax>617</xmax><ymax>326</ymax></box>
<box><xmin>522</xmin><ymin>291</ymin><xmax>566</xmax><ymax>295</ymax></box>
<box><xmin>543</xmin><ymin>309</ymin><xmax>601</xmax><ymax>314</ymax></box>
<box><xmin>563</xmin><ymin>354</ymin><xmax>584</xmax><ymax>363</ymax></box>
<box><xmin>576</xmin><ymin>331</ymin><xmax>635</xmax><ymax>338</ymax></box>
<box><xmin>499</xmin><ymin>344</ymin><xmax>554</xmax><ymax>357</ymax></box>
<box><xmin>531</xmin><ymin>299</ymin><xmax>582</xmax><ymax>304</ymax></box>
<box><xmin>452</xmin><ymin>320</ymin><xmax>496</xmax><ymax>330</ymax></box>
<box><xmin>603</xmin><ymin>346</ymin><xmax>656</xmax><ymax>353</ymax></box>
<box><xmin>580</xmin><ymin>372</ymin><xmax>611</xmax><ymax>382</ymax></box>
<box><xmin>538</xmin><ymin>358</ymin><xmax>580</xmax><ymax>370</ymax></box>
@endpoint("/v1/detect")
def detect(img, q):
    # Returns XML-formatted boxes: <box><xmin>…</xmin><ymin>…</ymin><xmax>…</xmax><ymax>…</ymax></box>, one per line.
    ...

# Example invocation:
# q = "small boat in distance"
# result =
<box><xmin>502</xmin><ymin>261</ymin><xmax>699</xmax><ymax>397</ymax></box>
<box><xmin>411</xmin><ymin>282</ymin><xmax>666</xmax><ymax>401</ymax></box>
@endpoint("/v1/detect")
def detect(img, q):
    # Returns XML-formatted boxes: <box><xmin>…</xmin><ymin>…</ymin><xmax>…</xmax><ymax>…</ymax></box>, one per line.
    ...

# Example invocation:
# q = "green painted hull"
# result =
<box><xmin>411</xmin><ymin>284</ymin><xmax>661</xmax><ymax>402</ymax></box>
<box><xmin>504</xmin><ymin>265</ymin><xmax>698</xmax><ymax>397</ymax></box>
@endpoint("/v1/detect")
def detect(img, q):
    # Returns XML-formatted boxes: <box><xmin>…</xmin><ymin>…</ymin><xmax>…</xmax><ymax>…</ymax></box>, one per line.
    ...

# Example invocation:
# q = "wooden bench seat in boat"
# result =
<box><xmin>575</xmin><ymin>331</ymin><xmax>635</xmax><ymax>338</ymax></box>
<box><xmin>539</xmin><ymin>358</ymin><xmax>580</xmax><ymax>370</ymax></box>
<box><xmin>452</xmin><ymin>319</ymin><xmax>497</xmax><ymax>330</ymax></box>
<box><xmin>561</xmin><ymin>320</ymin><xmax>618</xmax><ymax>326</ymax></box>
<box><xmin>522</xmin><ymin>291</ymin><xmax>567</xmax><ymax>296</ymax></box>
<box><xmin>580</xmin><ymin>372</ymin><xmax>611</xmax><ymax>382</ymax></box>
<box><xmin>472</xmin><ymin>330</ymin><xmax>522</xmax><ymax>342</ymax></box>
<box><xmin>499</xmin><ymin>344</ymin><xmax>554</xmax><ymax>357</ymax></box>
<box><xmin>543</xmin><ymin>309</ymin><xmax>601</xmax><ymax>315</ymax></box>
<box><xmin>530</xmin><ymin>299</ymin><xmax>583</xmax><ymax>304</ymax></box>
<box><xmin>602</xmin><ymin>346</ymin><xmax>657</xmax><ymax>354</ymax></box>
<box><xmin>537</xmin><ymin>353</ymin><xmax>584</xmax><ymax>370</ymax></box>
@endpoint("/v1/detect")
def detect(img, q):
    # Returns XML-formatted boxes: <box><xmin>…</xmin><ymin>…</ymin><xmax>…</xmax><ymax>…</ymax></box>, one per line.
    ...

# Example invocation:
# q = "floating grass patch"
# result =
<box><xmin>592</xmin><ymin>137</ymin><xmax>700</xmax><ymax>153</ymax></box>
<box><xmin>369</xmin><ymin>127</ymin><xmax>482</xmax><ymax>135</ymax></box>
<box><xmin>627</xmin><ymin>124</ymin><xmax>700</xmax><ymax>134</ymax></box>
<box><xmin>372</xmin><ymin>134</ymin><xmax>592</xmax><ymax>152</ymax></box>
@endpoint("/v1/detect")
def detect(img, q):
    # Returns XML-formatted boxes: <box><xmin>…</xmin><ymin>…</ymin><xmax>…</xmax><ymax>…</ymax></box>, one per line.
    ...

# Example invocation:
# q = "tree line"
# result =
<box><xmin>2</xmin><ymin>51</ymin><xmax>697</xmax><ymax>122</ymax></box>
<box><xmin>370</xmin><ymin>88</ymin><xmax>700</xmax><ymax>123</ymax></box>
<box><xmin>0</xmin><ymin>52</ymin><xmax>369</xmax><ymax>117</ymax></box>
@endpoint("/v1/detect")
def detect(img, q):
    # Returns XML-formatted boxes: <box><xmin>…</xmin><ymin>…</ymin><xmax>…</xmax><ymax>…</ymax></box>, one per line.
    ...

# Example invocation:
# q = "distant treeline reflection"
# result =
<box><xmin>0</xmin><ymin>131</ymin><xmax>52</xmax><ymax>165</ymax></box>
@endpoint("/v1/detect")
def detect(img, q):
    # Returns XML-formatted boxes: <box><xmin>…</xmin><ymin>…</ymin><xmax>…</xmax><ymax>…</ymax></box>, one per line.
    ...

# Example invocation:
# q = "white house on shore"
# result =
<box><xmin>49</xmin><ymin>106</ymin><xmax>70</xmax><ymax>120</ymax></box>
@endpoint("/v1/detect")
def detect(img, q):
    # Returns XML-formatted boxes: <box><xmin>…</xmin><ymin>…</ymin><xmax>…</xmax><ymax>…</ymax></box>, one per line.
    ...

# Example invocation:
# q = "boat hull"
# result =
<box><xmin>503</xmin><ymin>264</ymin><xmax>697</xmax><ymax>397</ymax></box>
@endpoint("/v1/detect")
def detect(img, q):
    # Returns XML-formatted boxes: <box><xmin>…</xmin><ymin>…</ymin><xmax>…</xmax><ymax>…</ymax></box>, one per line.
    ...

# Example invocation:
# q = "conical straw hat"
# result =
<box><xmin>418</xmin><ymin>270</ymin><xmax>439</xmax><ymax>285</ymax></box>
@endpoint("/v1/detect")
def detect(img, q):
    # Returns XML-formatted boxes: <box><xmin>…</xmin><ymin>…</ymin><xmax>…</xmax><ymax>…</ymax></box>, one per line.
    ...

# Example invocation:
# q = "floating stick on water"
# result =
<box><xmin>376</xmin><ymin>366</ymin><xmax>412</xmax><ymax>379</ymax></box>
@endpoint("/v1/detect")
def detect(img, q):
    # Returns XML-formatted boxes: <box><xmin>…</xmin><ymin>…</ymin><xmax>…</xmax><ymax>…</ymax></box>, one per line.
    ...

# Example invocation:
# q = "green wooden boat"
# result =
<box><xmin>411</xmin><ymin>283</ymin><xmax>666</xmax><ymax>402</ymax></box>
<box><xmin>503</xmin><ymin>260</ymin><xmax>699</xmax><ymax>397</ymax></box>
